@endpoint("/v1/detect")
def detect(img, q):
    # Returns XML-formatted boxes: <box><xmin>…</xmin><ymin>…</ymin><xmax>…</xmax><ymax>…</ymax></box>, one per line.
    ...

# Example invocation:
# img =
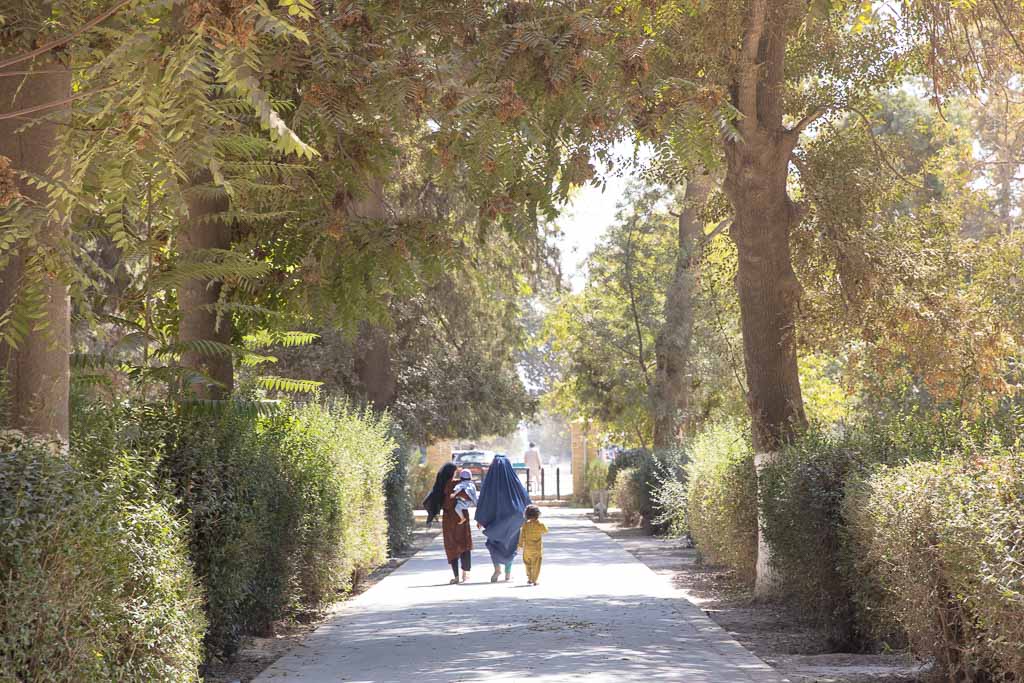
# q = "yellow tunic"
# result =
<box><xmin>518</xmin><ymin>519</ymin><xmax>548</xmax><ymax>583</ymax></box>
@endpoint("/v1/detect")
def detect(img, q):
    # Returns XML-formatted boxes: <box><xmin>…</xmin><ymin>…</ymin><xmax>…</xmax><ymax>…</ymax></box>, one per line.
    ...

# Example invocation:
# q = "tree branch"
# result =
<box><xmin>0</xmin><ymin>85</ymin><xmax>114</xmax><ymax>121</ymax></box>
<box><xmin>737</xmin><ymin>0</ymin><xmax>767</xmax><ymax>133</ymax></box>
<box><xmin>789</xmin><ymin>105</ymin><xmax>828</xmax><ymax>135</ymax></box>
<box><xmin>0</xmin><ymin>0</ymin><xmax>134</xmax><ymax>72</ymax></box>
<box><xmin>849</xmin><ymin>107</ymin><xmax>929</xmax><ymax>192</ymax></box>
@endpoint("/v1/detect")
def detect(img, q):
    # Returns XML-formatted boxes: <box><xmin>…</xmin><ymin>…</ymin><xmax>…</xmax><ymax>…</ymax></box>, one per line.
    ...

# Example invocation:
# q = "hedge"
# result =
<box><xmin>606</xmin><ymin>448</ymin><xmax>686</xmax><ymax>532</ymax></box>
<box><xmin>163</xmin><ymin>400</ymin><xmax>395</xmax><ymax>659</ymax></box>
<box><xmin>0</xmin><ymin>428</ymin><xmax>205</xmax><ymax>682</ymax></box>
<box><xmin>846</xmin><ymin>453</ymin><xmax>1024</xmax><ymax>681</ymax></box>
<box><xmin>683</xmin><ymin>421</ymin><xmax>757</xmax><ymax>579</ymax></box>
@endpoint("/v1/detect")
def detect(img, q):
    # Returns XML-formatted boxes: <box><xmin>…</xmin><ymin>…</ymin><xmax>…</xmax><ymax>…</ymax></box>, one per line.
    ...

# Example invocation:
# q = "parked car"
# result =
<box><xmin>451</xmin><ymin>450</ymin><xmax>495</xmax><ymax>488</ymax></box>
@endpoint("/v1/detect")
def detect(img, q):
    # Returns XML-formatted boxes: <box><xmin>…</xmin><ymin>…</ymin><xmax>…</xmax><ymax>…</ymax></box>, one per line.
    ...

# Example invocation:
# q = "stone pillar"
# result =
<box><xmin>425</xmin><ymin>440</ymin><xmax>453</xmax><ymax>469</ymax></box>
<box><xmin>570</xmin><ymin>421</ymin><xmax>587</xmax><ymax>497</ymax></box>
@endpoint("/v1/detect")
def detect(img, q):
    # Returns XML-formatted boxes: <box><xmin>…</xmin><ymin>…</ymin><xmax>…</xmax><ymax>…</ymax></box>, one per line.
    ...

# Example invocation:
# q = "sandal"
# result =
<box><xmin>490</xmin><ymin>569</ymin><xmax>501</xmax><ymax>583</ymax></box>
<box><xmin>449</xmin><ymin>577</ymin><xmax>460</xmax><ymax>585</ymax></box>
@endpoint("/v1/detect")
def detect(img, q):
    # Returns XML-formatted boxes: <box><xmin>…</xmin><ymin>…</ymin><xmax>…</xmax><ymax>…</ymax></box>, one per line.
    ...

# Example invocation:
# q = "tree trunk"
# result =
<box><xmin>650</xmin><ymin>175</ymin><xmax>713</xmax><ymax>450</ymax></box>
<box><xmin>342</xmin><ymin>172</ymin><xmax>396</xmax><ymax>411</ymax></box>
<box><xmin>354</xmin><ymin>321</ymin><xmax>397</xmax><ymax>411</ymax></box>
<box><xmin>724</xmin><ymin>1</ymin><xmax>808</xmax><ymax>596</ymax></box>
<box><xmin>724</xmin><ymin>130</ymin><xmax>806</xmax><ymax>453</ymax></box>
<box><xmin>178</xmin><ymin>174</ymin><xmax>233</xmax><ymax>399</ymax></box>
<box><xmin>724</xmin><ymin>0</ymin><xmax>807</xmax><ymax>455</ymax></box>
<box><xmin>0</xmin><ymin>58</ymin><xmax>72</xmax><ymax>440</ymax></box>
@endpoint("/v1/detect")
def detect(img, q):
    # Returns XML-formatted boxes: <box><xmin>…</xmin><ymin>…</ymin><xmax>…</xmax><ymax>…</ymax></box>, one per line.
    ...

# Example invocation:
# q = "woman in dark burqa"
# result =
<box><xmin>475</xmin><ymin>454</ymin><xmax>531</xmax><ymax>583</ymax></box>
<box><xmin>422</xmin><ymin>461</ymin><xmax>473</xmax><ymax>584</ymax></box>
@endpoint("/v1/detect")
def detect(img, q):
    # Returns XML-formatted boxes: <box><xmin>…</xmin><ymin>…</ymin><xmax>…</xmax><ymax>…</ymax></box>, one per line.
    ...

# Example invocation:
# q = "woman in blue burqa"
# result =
<box><xmin>475</xmin><ymin>454</ymin><xmax>531</xmax><ymax>583</ymax></box>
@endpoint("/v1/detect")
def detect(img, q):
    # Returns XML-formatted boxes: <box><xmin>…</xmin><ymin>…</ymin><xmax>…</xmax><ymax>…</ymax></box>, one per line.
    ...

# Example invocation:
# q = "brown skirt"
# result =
<box><xmin>441</xmin><ymin>481</ymin><xmax>473</xmax><ymax>562</ymax></box>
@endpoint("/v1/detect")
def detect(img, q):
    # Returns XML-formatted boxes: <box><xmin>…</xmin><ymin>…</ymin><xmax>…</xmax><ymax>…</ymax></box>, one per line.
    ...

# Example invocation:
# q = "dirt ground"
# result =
<box><xmin>594</xmin><ymin>518</ymin><xmax>928</xmax><ymax>683</ymax></box>
<box><xmin>203</xmin><ymin>525</ymin><xmax>440</xmax><ymax>683</ymax></box>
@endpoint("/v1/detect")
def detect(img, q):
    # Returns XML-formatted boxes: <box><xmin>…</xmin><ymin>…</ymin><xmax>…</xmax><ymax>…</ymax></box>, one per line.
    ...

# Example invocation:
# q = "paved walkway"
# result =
<box><xmin>256</xmin><ymin>508</ymin><xmax>784</xmax><ymax>682</ymax></box>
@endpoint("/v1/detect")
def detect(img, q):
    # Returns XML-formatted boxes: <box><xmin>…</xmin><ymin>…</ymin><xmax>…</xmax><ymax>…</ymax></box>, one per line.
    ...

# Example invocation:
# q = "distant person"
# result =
<box><xmin>451</xmin><ymin>469</ymin><xmax>478</xmax><ymax>525</ymax></box>
<box><xmin>423</xmin><ymin>462</ymin><xmax>473</xmax><ymax>584</ymax></box>
<box><xmin>518</xmin><ymin>505</ymin><xmax>549</xmax><ymax>586</ymax></box>
<box><xmin>523</xmin><ymin>442</ymin><xmax>542</xmax><ymax>493</ymax></box>
<box><xmin>475</xmin><ymin>455</ymin><xmax>531</xmax><ymax>582</ymax></box>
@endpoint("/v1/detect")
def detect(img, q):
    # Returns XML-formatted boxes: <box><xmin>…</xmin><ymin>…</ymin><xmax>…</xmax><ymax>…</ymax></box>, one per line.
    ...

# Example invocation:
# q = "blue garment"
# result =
<box><xmin>475</xmin><ymin>455</ymin><xmax>531</xmax><ymax>565</ymax></box>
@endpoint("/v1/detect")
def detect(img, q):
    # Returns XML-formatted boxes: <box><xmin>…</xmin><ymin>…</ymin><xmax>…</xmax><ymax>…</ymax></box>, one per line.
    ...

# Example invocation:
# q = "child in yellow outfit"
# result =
<box><xmin>518</xmin><ymin>505</ymin><xmax>548</xmax><ymax>585</ymax></box>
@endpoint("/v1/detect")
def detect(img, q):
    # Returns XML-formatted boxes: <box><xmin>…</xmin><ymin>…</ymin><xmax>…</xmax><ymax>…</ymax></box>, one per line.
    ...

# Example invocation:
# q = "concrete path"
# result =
<box><xmin>256</xmin><ymin>508</ymin><xmax>785</xmax><ymax>683</ymax></box>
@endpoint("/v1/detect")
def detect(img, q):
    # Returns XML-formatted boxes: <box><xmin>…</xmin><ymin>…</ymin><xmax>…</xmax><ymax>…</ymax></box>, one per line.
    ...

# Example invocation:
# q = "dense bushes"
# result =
<box><xmin>606</xmin><ymin>448</ymin><xmax>686</xmax><ymax>531</ymax></box>
<box><xmin>847</xmin><ymin>453</ymin><xmax>1024</xmax><ymax>680</ymax></box>
<box><xmin>758</xmin><ymin>426</ymin><xmax>887</xmax><ymax>646</ymax></box>
<box><xmin>384</xmin><ymin>435</ymin><xmax>415</xmax><ymax>554</ymax></box>
<box><xmin>0</xmin><ymin>429</ymin><xmax>205</xmax><ymax>682</ymax></box>
<box><xmin>164</xmin><ymin>400</ymin><xmax>395</xmax><ymax>658</ymax></box>
<box><xmin>612</xmin><ymin>466</ymin><xmax>643</xmax><ymax>525</ymax></box>
<box><xmin>682</xmin><ymin>422</ymin><xmax>757</xmax><ymax>579</ymax></box>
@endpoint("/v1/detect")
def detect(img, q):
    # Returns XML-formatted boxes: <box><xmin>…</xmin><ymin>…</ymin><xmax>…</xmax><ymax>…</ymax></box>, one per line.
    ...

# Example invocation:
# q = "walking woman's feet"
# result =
<box><xmin>504</xmin><ymin>572</ymin><xmax>511</xmax><ymax>582</ymax></box>
<box><xmin>490</xmin><ymin>568</ymin><xmax>501</xmax><ymax>583</ymax></box>
<box><xmin>449</xmin><ymin>577</ymin><xmax>460</xmax><ymax>585</ymax></box>
<box><xmin>461</xmin><ymin>571</ymin><xmax>469</xmax><ymax>583</ymax></box>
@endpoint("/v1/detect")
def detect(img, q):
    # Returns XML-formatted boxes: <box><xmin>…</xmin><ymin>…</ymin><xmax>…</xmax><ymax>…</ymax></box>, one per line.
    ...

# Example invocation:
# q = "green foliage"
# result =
<box><xmin>161</xmin><ymin>400</ymin><xmax>395</xmax><ymax>658</ymax></box>
<box><xmin>0</xmin><ymin>429</ymin><xmax>205</xmax><ymax>682</ymax></box>
<box><xmin>606</xmin><ymin>448</ymin><xmax>687</xmax><ymax>533</ymax></box>
<box><xmin>583</xmin><ymin>457</ymin><xmax>610</xmax><ymax>497</ymax></box>
<box><xmin>612</xmin><ymin>466</ymin><xmax>644</xmax><ymax>526</ymax></box>
<box><xmin>384</xmin><ymin>436</ymin><xmax>415</xmax><ymax>554</ymax></box>
<box><xmin>684</xmin><ymin>422</ymin><xmax>757</xmax><ymax>580</ymax></box>
<box><xmin>759</xmin><ymin>425</ymin><xmax>906</xmax><ymax>647</ymax></box>
<box><xmin>408</xmin><ymin>459</ymin><xmax>438</xmax><ymax>512</ymax></box>
<box><xmin>846</xmin><ymin>452</ymin><xmax>1024</xmax><ymax>681</ymax></box>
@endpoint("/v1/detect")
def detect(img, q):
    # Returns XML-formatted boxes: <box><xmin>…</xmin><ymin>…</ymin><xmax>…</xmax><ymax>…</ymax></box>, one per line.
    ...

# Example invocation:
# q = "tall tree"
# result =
<box><xmin>650</xmin><ymin>174</ymin><xmax>717</xmax><ymax>449</ymax></box>
<box><xmin>0</xmin><ymin>20</ymin><xmax>72</xmax><ymax>439</ymax></box>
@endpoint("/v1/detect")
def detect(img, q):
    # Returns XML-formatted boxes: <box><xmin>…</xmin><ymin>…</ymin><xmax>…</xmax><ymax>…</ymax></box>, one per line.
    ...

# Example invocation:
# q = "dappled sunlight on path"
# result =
<box><xmin>256</xmin><ymin>509</ymin><xmax>783</xmax><ymax>682</ymax></box>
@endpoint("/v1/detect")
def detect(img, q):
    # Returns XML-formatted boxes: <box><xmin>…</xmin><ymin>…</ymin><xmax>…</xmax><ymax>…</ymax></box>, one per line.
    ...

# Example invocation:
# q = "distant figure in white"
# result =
<box><xmin>523</xmin><ymin>442</ymin><xmax>542</xmax><ymax>493</ymax></box>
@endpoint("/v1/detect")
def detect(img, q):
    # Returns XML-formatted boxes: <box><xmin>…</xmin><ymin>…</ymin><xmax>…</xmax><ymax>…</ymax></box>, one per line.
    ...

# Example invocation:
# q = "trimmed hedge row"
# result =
<box><xmin>2</xmin><ymin>399</ymin><xmax>396</xmax><ymax>680</ymax></box>
<box><xmin>0</xmin><ymin>428</ymin><xmax>205</xmax><ymax>682</ymax></box>
<box><xmin>756</xmin><ymin>415</ymin><xmax>1024</xmax><ymax>679</ymax></box>
<box><xmin>847</xmin><ymin>454</ymin><xmax>1024</xmax><ymax>680</ymax></box>
<box><xmin>681</xmin><ymin>421</ymin><xmax>758</xmax><ymax>580</ymax></box>
<box><xmin>164</xmin><ymin>400</ymin><xmax>395</xmax><ymax>659</ymax></box>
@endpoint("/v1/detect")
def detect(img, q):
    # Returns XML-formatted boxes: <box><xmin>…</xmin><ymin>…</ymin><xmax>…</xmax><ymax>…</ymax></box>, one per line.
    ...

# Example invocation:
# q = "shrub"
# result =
<box><xmin>846</xmin><ymin>453</ymin><xmax>1024</xmax><ymax>681</ymax></box>
<box><xmin>162</xmin><ymin>400</ymin><xmax>395</xmax><ymax>658</ymax></box>
<box><xmin>759</xmin><ymin>426</ymin><xmax>894</xmax><ymax>647</ymax></box>
<box><xmin>409</xmin><ymin>456</ymin><xmax>438</xmax><ymax>510</ymax></box>
<box><xmin>607</xmin><ymin>448</ymin><xmax>687</xmax><ymax>532</ymax></box>
<box><xmin>684</xmin><ymin>421</ymin><xmax>757</xmax><ymax>580</ymax></box>
<box><xmin>584</xmin><ymin>456</ymin><xmax>610</xmax><ymax>495</ymax></box>
<box><xmin>0</xmin><ymin>429</ymin><xmax>205</xmax><ymax>682</ymax></box>
<box><xmin>384</xmin><ymin>434</ymin><xmax>415</xmax><ymax>554</ymax></box>
<box><xmin>612</xmin><ymin>466</ymin><xmax>643</xmax><ymax>525</ymax></box>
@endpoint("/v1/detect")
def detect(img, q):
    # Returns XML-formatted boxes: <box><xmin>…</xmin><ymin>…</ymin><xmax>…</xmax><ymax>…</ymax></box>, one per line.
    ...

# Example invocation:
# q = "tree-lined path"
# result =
<box><xmin>256</xmin><ymin>508</ymin><xmax>782</xmax><ymax>682</ymax></box>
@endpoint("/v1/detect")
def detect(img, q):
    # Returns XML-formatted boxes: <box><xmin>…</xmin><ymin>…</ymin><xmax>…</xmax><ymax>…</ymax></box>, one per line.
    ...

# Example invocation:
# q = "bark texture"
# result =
<box><xmin>650</xmin><ymin>175</ymin><xmax>713</xmax><ymax>450</ymax></box>
<box><xmin>342</xmin><ymin>173</ymin><xmax>397</xmax><ymax>411</ymax></box>
<box><xmin>178</xmin><ymin>175</ymin><xmax>233</xmax><ymax>398</ymax></box>
<box><xmin>723</xmin><ymin>1</ymin><xmax>807</xmax><ymax>454</ymax></box>
<box><xmin>0</xmin><ymin>58</ymin><xmax>72</xmax><ymax>440</ymax></box>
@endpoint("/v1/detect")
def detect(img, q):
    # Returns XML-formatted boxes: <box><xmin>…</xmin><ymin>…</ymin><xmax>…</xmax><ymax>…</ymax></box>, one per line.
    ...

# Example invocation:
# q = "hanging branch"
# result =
<box><xmin>0</xmin><ymin>0</ymin><xmax>135</xmax><ymax>72</ymax></box>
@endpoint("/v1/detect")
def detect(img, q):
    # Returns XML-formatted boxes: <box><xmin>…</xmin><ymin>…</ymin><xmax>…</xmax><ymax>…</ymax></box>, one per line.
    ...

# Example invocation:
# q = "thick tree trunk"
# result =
<box><xmin>650</xmin><ymin>175</ymin><xmax>713</xmax><ymax>450</ymax></box>
<box><xmin>0</xmin><ymin>58</ymin><xmax>72</xmax><ymax>440</ymax></box>
<box><xmin>724</xmin><ymin>1</ymin><xmax>808</xmax><ymax>596</ymax></box>
<box><xmin>725</xmin><ymin>0</ymin><xmax>807</xmax><ymax>455</ymax></box>
<box><xmin>178</xmin><ymin>175</ymin><xmax>233</xmax><ymax>399</ymax></box>
<box><xmin>341</xmin><ymin>172</ymin><xmax>397</xmax><ymax>411</ymax></box>
<box><xmin>723</xmin><ymin>130</ymin><xmax>807</xmax><ymax>453</ymax></box>
<box><xmin>354</xmin><ymin>322</ymin><xmax>397</xmax><ymax>411</ymax></box>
